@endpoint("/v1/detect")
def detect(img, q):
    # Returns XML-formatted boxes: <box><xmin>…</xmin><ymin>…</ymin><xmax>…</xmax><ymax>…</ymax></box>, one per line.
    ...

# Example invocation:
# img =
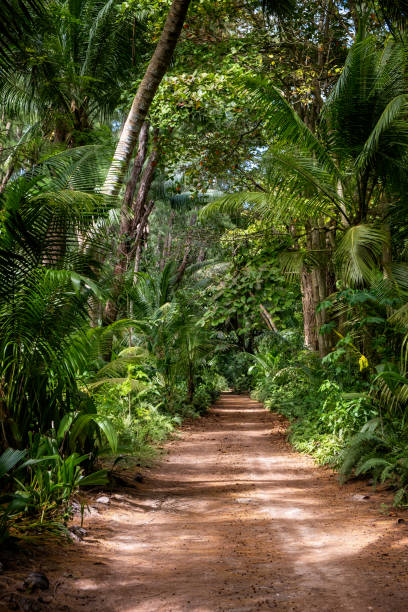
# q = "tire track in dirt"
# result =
<box><xmin>3</xmin><ymin>393</ymin><xmax>408</xmax><ymax>611</ymax></box>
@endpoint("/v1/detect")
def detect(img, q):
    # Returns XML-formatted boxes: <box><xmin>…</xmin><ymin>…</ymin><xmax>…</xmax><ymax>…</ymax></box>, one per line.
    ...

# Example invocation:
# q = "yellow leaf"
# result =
<box><xmin>359</xmin><ymin>355</ymin><xmax>369</xmax><ymax>371</ymax></box>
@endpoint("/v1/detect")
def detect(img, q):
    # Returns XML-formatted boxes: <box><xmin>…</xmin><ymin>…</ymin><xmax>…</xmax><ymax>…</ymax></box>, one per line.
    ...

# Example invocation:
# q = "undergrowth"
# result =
<box><xmin>1</xmin><ymin>367</ymin><xmax>225</xmax><ymax>543</ymax></box>
<box><xmin>249</xmin><ymin>331</ymin><xmax>408</xmax><ymax>507</ymax></box>
<box><xmin>253</xmin><ymin>376</ymin><xmax>376</xmax><ymax>467</ymax></box>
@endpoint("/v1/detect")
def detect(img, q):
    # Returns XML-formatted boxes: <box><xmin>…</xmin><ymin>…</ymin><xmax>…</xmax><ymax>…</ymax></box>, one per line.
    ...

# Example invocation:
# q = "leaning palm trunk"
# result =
<box><xmin>102</xmin><ymin>0</ymin><xmax>191</xmax><ymax>196</ymax></box>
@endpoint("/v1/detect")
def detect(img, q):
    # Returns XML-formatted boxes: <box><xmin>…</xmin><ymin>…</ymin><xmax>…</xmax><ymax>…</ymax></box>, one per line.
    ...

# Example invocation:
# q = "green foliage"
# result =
<box><xmin>3</xmin><ymin>0</ymin><xmax>408</xmax><ymax>540</ymax></box>
<box><xmin>251</xmin><ymin>326</ymin><xmax>380</xmax><ymax>467</ymax></box>
<box><xmin>94</xmin><ymin>368</ymin><xmax>176</xmax><ymax>464</ymax></box>
<box><xmin>0</xmin><ymin>160</ymin><xmax>113</xmax><ymax>448</ymax></box>
<box><xmin>339</xmin><ymin>418</ymin><xmax>408</xmax><ymax>506</ymax></box>
<box><xmin>0</xmin><ymin>427</ymin><xmax>110</xmax><ymax>543</ymax></box>
<box><xmin>0</xmin><ymin>0</ymin><xmax>150</xmax><ymax>140</ymax></box>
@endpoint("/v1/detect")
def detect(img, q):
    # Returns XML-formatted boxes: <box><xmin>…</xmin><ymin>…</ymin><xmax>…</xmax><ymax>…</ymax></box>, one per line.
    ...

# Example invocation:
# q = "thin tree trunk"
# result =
<box><xmin>123</xmin><ymin>122</ymin><xmax>150</xmax><ymax>212</ymax></box>
<box><xmin>115</xmin><ymin>132</ymin><xmax>159</xmax><ymax>278</ymax></box>
<box><xmin>130</xmin><ymin>130</ymin><xmax>159</xmax><ymax>233</ymax></box>
<box><xmin>310</xmin><ymin>224</ymin><xmax>331</xmax><ymax>357</ymax></box>
<box><xmin>116</xmin><ymin>124</ymin><xmax>150</xmax><ymax>264</ymax></box>
<box><xmin>187</xmin><ymin>364</ymin><xmax>195</xmax><ymax>403</ymax></box>
<box><xmin>133</xmin><ymin>243</ymin><xmax>142</xmax><ymax>278</ymax></box>
<box><xmin>337</xmin><ymin>180</ymin><xmax>349</xmax><ymax>227</ymax></box>
<box><xmin>102</xmin><ymin>0</ymin><xmax>191</xmax><ymax>195</ymax></box>
<box><xmin>0</xmin><ymin>120</ymin><xmax>11</xmax><ymax>159</ymax></box>
<box><xmin>0</xmin><ymin>163</ymin><xmax>14</xmax><ymax>193</ymax></box>
<box><xmin>175</xmin><ymin>212</ymin><xmax>197</xmax><ymax>284</ymax></box>
<box><xmin>161</xmin><ymin>210</ymin><xmax>175</xmax><ymax>270</ymax></box>
<box><xmin>103</xmin><ymin>140</ymin><xmax>159</xmax><ymax>327</ymax></box>
<box><xmin>197</xmin><ymin>246</ymin><xmax>205</xmax><ymax>263</ymax></box>
<box><xmin>259</xmin><ymin>303</ymin><xmax>279</xmax><ymax>333</ymax></box>
<box><xmin>156</xmin><ymin>235</ymin><xmax>162</xmax><ymax>268</ymax></box>
<box><xmin>130</xmin><ymin>199</ymin><xmax>155</xmax><ymax>264</ymax></box>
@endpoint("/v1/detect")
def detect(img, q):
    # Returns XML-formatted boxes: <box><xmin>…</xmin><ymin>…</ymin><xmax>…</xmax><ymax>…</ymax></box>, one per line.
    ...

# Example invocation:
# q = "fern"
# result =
<box><xmin>340</xmin><ymin>430</ymin><xmax>388</xmax><ymax>479</ymax></box>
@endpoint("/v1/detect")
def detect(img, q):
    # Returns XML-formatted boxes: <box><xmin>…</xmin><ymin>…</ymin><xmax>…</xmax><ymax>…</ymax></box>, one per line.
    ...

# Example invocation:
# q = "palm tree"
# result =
<box><xmin>118</xmin><ymin>264</ymin><xmax>216</xmax><ymax>404</ymax></box>
<box><xmin>0</xmin><ymin>147</ymin><xmax>114</xmax><ymax>448</ymax></box>
<box><xmin>102</xmin><ymin>0</ymin><xmax>192</xmax><ymax>195</ymax></box>
<box><xmin>1</xmin><ymin>0</ymin><xmax>148</xmax><ymax>145</ymax></box>
<box><xmin>378</xmin><ymin>0</ymin><xmax>408</xmax><ymax>33</ymax></box>
<box><xmin>203</xmin><ymin>34</ymin><xmax>408</xmax><ymax>355</ymax></box>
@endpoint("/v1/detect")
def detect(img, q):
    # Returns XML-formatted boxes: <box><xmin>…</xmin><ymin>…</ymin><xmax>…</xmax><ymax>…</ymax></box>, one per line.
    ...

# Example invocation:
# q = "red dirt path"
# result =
<box><xmin>2</xmin><ymin>393</ymin><xmax>408</xmax><ymax>611</ymax></box>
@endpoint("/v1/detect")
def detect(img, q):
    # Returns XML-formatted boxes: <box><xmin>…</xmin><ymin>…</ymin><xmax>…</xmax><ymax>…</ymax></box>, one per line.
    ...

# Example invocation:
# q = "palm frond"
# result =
<box><xmin>278</xmin><ymin>249</ymin><xmax>321</xmax><ymax>278</ymax></box>
<box><xmin>378</xmin><ymin>0</ymin><xmax>408</xmax><ymax>33</ymax></box>
<box><xmin>200</xmin><ymin>192</ymin><xmax>268</xmax><ymax>221</ymax></box>
<box><xmin>335</xmin><ymin>225</ymin><xmax>388</xmax><ymax>286</ymax></box>
<box><xmin>0</xmin><ymin>0</ymin><xmax>43</xmax><ymax>67</ymax></box>
<box><xmin>243</xmin><ymin>76</ymin><xmax>338</xmax><ymax>175</ymax></box>
<box><xmin>356</xmin><ymin>94</ymin><xmax>408</xmax><ymax>171</ymax></box>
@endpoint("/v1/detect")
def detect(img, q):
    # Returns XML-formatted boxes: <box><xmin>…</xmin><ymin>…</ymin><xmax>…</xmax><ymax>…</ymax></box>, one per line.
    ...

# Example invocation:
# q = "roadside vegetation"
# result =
<box><xmin>2</xmin><ymin>0</ymin><xmax>408</xmax><ymax>544</ymax></box>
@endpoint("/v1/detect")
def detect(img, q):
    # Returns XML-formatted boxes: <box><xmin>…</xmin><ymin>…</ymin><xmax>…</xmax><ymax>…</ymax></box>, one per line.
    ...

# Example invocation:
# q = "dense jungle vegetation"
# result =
<box><xmin>2</xmin><ymin>0</ymin><xmax>408</xmax><ymax>542</ymax></box>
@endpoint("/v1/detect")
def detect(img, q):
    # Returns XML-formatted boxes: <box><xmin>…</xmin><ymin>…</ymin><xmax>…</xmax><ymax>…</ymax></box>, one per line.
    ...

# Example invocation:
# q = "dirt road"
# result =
<box><xmin>3</xmin><ymin>393</ymin><xmax>408</xmax><ymax>611</ymax></box>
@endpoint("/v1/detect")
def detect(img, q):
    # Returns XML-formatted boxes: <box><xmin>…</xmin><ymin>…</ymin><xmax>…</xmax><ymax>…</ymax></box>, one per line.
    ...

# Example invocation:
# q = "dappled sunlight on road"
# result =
<box><xmin>43</xmin><ymin>393</ymin><xmax>408</xmax><ymax>611</ymax></box>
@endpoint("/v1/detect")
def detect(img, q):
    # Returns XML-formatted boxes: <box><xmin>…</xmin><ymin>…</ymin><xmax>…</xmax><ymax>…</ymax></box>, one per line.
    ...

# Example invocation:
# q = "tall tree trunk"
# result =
<box><xmin>310</xmin><ymin>224</ymin><xmax>331</xmax><ymax>357</ymax></box>
<box><xmin>197</xmin><ymin>246</ymin><xmax>205</xmax><ymax>263</ymax></box>
<box><xmin>129</xmin><ymin>130</ymin><xmax>159</xmax><ymax>234</ymax></box>
<box><xmin>301</xmin><ymin>267</ymin><xmax>318</xmax><ymax>350</ymax></box>
<box><xmin>102</xmin><ymin>0</ymin><xmax>191</xmax><ymax>195</ymax></box>
<box><xmin>130</xmin><ymin>199</ymin><xmax>155</xmax><ymax>268</ymax></box>
<box><xmin>300</xmin><ymin>223</ymin><xmax>332</xmax><ymax>355</ymax></box>
<box><xmin>133</xmin><ymin>243</ymin><xmax>142</xmax><ymax>277</ymax></box>
<box><xmin>259</xmin><ymin>302</ymin><xmax>279</xmax><ymax>333</ymax></box>
<box><xmin>187</xmin><ymin>363</ymin><xmax>194</xmax><ymax>403</ymax></box>
<box><xmin>123</xmin><ymin>122</ymin><xmax>150</xmax><ymax>211</ymax></box>
<box><xmin>0</xmin><ymin>120</ymin><xmax>11</xmax><ymax>159</ymax></box>
<box><xmin>115</xmin><ymin>130</ymin><xmax>159</xmax><ymax>277</ymax></box>
<box><xmin>0</xmin><ymin>124</ymin><xmax>22</xmax><ymax>192</ymax></box>
<box><xmin>116</xmin><ymin>123</ymin><xmax>150</xmax><ymax>265</ymax></box>
<box><xmin>0</xmin><ymin>163</ymin><xmax>14</xmax><ymax>193</ymax></box>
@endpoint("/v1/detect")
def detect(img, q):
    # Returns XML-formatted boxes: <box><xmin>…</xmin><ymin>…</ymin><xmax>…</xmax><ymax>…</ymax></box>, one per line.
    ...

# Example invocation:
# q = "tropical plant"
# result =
<box><xmin>202</xmin><ymin>33</ymin><xmax>408</xmax><ymax>356</ymax></box>
<box><xmin>0</xmin><ymin>148</ymin><xmax>115</xmax><ymax>449</ymax></box>
<box><xmin>0</xmin><ymin>436</ymin><xmax>110</xmax><ymax>542</ymax></box>
<box><xmin>0</xmin><ymin>0</ymin><xmax>44</xmax><ymax>67</ymax></box>
<box><xmin>1</xmin><ymin>0</ymin><xmax>149</xmax><ymax>145</ymax></box>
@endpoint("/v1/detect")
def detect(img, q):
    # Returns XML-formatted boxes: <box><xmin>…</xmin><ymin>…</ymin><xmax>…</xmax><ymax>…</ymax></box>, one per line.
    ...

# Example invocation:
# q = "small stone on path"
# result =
<box><xmin>352</xmin><ymin>494</ymin><xmax>370</xmax><ymax>501</ymax></box>
<box><xmin>95</xmin><ymin>496</ymin><xmax>110</xmax><ymax>504</ymax></box>
<box><xmin>23</xmin><ymin>572</ymin><xmax>49</xmax><ymax>591</ymax></box>
<box><xmin>69</xmin><ymin>525</ymin><xmax>88</xmax><ymax>540</ymax></box>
